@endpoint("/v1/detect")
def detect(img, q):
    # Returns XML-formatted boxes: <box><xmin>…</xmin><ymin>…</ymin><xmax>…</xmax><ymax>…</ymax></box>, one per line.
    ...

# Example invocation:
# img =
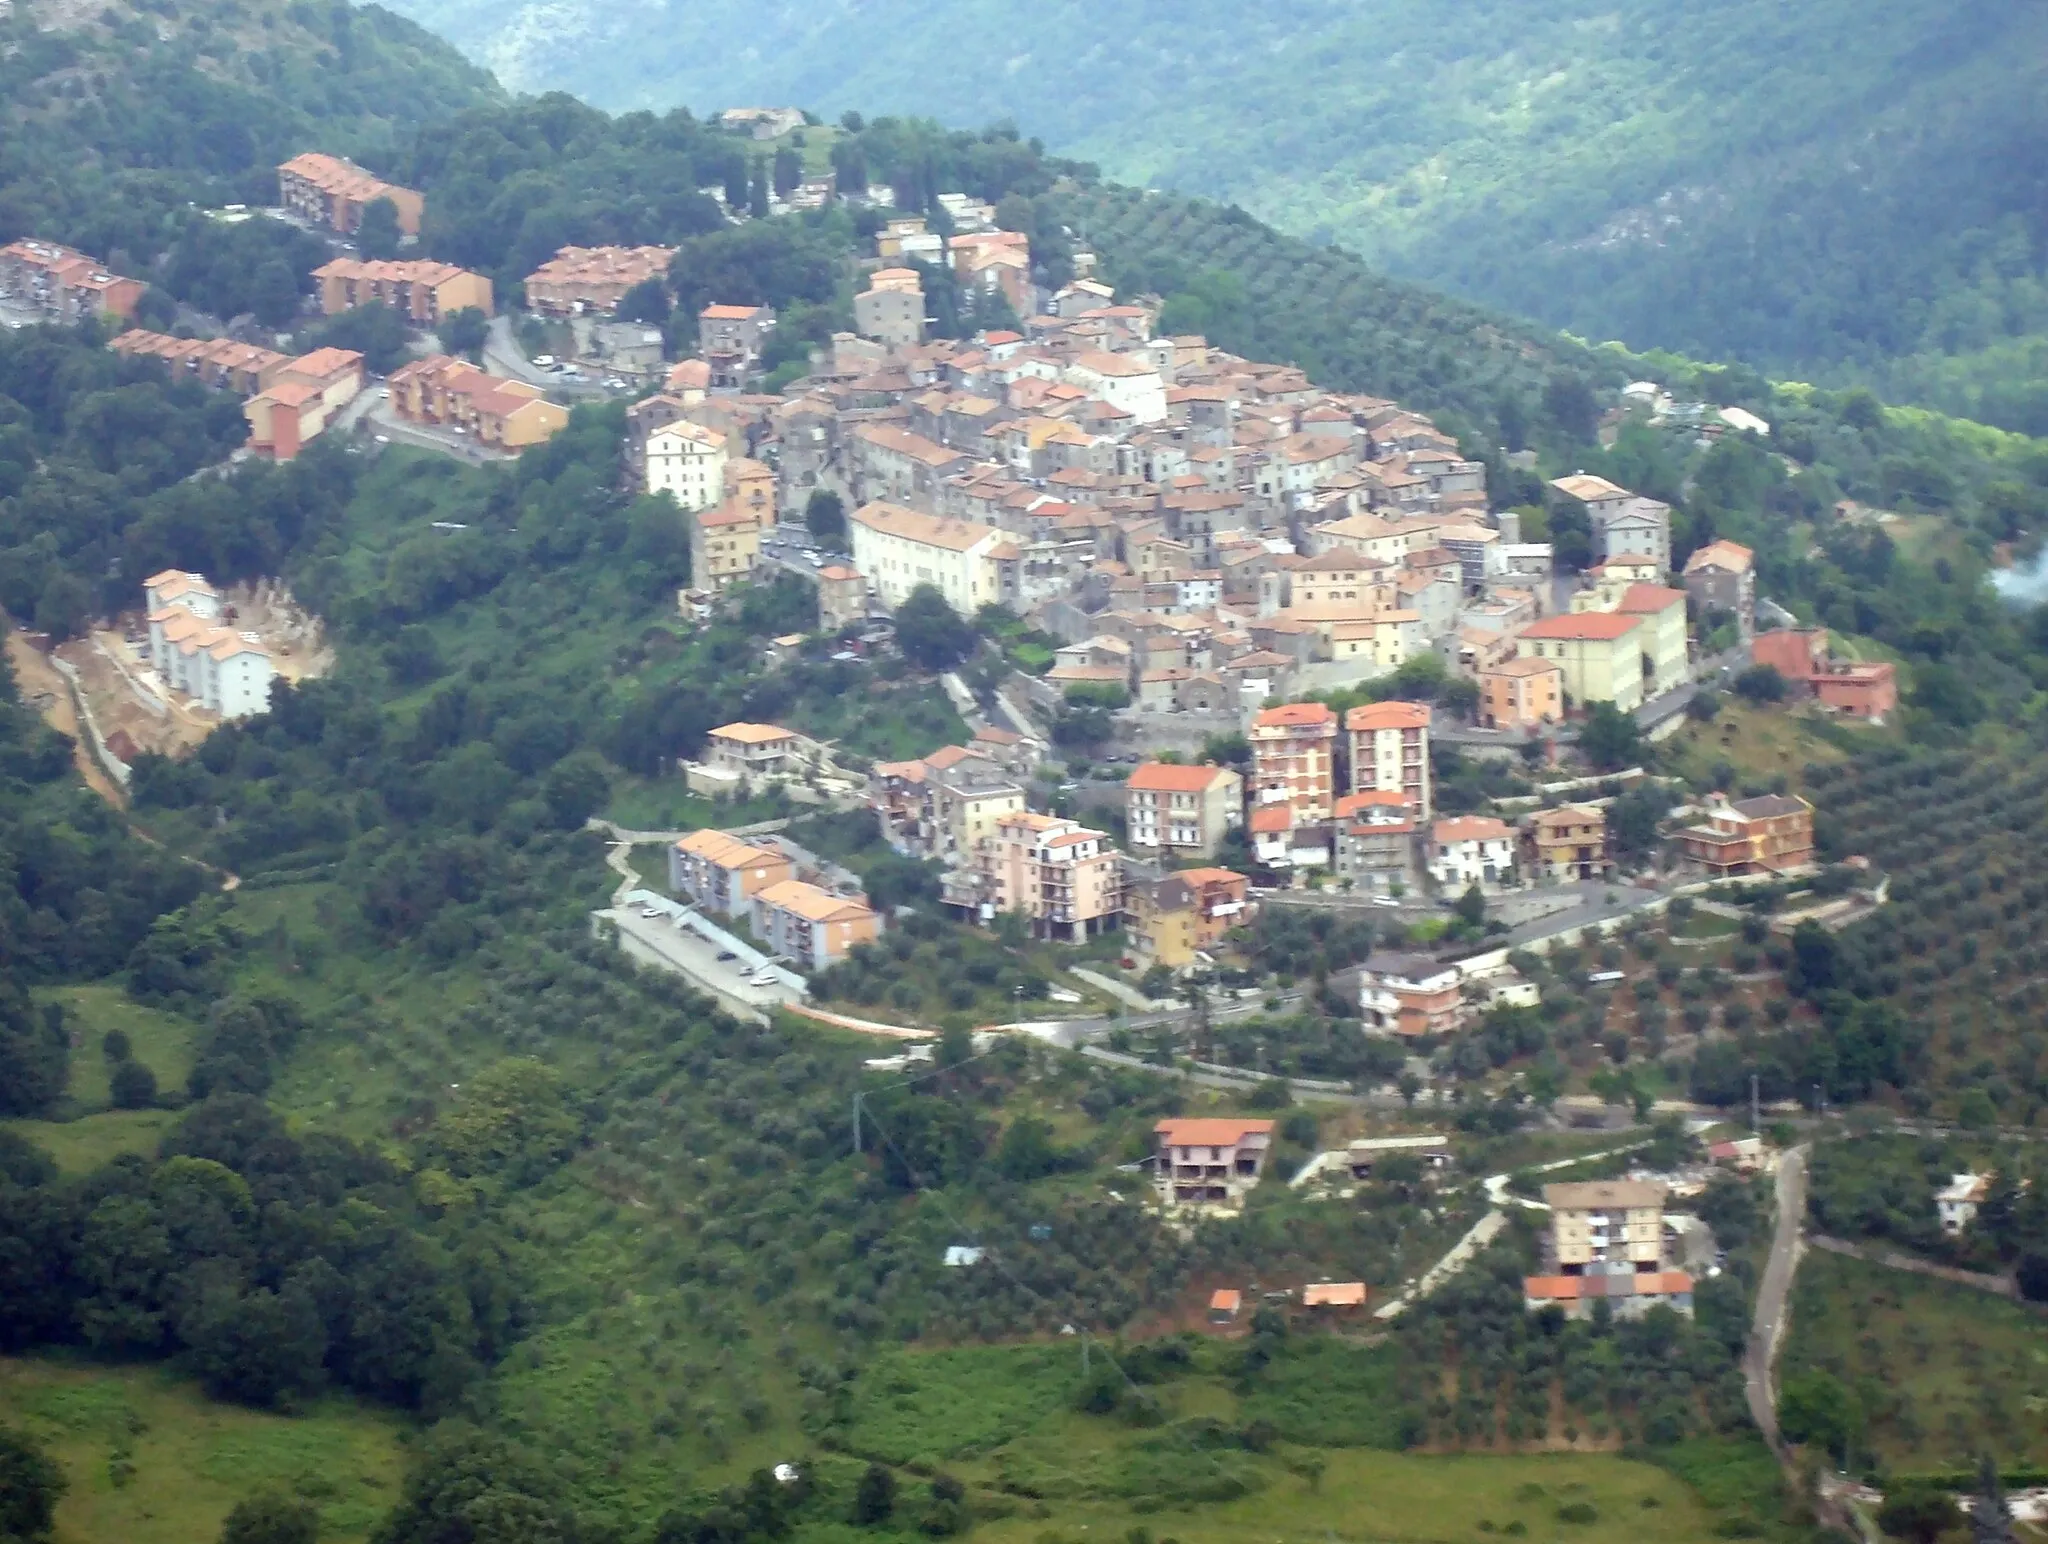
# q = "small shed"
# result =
<box><xmin>1208</xmin><ymin>1288</ymin><xmax>1242</xmax><ymax>1324</ymax></box>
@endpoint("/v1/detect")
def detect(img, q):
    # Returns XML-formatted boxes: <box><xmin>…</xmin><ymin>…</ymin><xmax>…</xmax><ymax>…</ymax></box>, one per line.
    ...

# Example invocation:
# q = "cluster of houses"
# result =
<box><xmin>665</xmin><ymin>814</ymin><xmax>882</xmax><ymax>971</ymax></box>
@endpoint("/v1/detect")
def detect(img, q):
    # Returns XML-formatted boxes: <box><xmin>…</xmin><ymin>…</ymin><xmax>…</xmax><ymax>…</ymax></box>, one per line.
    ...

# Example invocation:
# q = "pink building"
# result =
<box><xmin>979</xmin><ymin>811</ymin><xmax>1124</xmax><ymax>941</ymax></box>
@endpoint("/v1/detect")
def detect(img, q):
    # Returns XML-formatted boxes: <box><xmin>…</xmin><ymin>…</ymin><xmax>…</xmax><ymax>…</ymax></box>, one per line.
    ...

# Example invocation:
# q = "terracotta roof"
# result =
<box><xmin>1334</xmin><ymin>790</ymin><xmax>1410</xmax><ymax>818</ymax></box>
<box><xmin>1175</xmin><ymin>867</ymin><xmax>1246</xmax><ymax>888</ymax></box>
<box><xmin>1252</xmin><ymin>701</ymin><xmax>1335</xmax><ymax>729</ymax></box>
<box><xmin>1210</xmin><ymin>1289</ymin><xmax>1242</xmax><ymax>1313</ymax></box>
<box><xmin>1616</xmin><ymin>583</ymin><xmax>1686</xmax><ymax>614</ymax></box>
<box><xmin>755</xmin><ymin>878</ymin><xmax>873</xmax><ymax>924</ymax></box>
<box><xmin>1485</xmin><ymin>656</ymin><xmax>1564</xmax><ymax>678</ymax></box>
<box><xmin>1550</xmin><ymin>474</ymin><xmax>1631</xmax><ymax>501</ymax></box>
<box><xmin>1523</xmin><ymin>1276</ymin><xmax>1583</xmax><ymax>1301</ymax></box>
<box><xmin>708</xmin><ymin>721</ymin><xmax>797</xmax><ymax>745</ymax></box>
<box><xmin>1345</xmin><ymin>701</ymin><xmax>1431</xmax><ymax>732</ymax></box>
<box><xmin>1157</xmin><ymin>1119</ymin><xmax>1275</xmax><ymax>1146</ymax></box>
<box><xmin>1684</xmin><ymin>539</ymin><xmax>1754</xmax><ymax>575</ymax></box>
<box><xmin>1247</xmin><ymin>805</ymin><xmax>1294</xmax><ymax>834</ymax></box>
<box><xmin>851</xmin><ymin>501</ymin><xmax>999</xmax><ymax>553</ymax></box>
<box><xmin>1126</xmin><ymin>761</ymin><xmax>1232</xmax><ymax>793</ymax></box>
<box><xmin>1433</xmin><ymin>816</ymin><xmax>1513</xmax><ymax>843</ymax></box>
<box><xmin>1303</xmin><ymin>1282</ymin><xmax>1366</xmax><ymax>1307</ymax></box>
<box><xmin>701</xmin><ymin>303</ymin><xmax>769</xmax><ymax>320</ymax></box>
<box><xmin>1519</xmin><ymin>612</ymin><xmax>1642</xmax><ymax>642</ymax></box>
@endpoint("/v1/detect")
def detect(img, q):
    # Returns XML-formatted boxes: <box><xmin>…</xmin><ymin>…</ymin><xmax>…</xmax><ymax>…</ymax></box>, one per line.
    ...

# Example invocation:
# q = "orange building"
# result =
<box><xmin>1751</xmin><ymin>627</ymin><xmax>1897</xmax><ymax>723</ymax></box>
<box><xmin>111</xmin><ymin>331</ymin><xmax>289</xmax><ymax>394</ymax></box>
<box><xmin>524</xmin><ymin>246</ymin><xmax>676</xmax><ymax>315</ymax></box>
<box><xmin>0</xmin><ymin>239</ymin><xmax>145</xmax><ymax>322</ymax></box>
<box><xmin>278</xmin><ymin>153</ymin><xmax>423</xmax><ymax>237</ymax></box>
<box><xmin>243</xmin><ymin>347</ymin><xmax>364</xmax><ymax>460</ymax></box>
<box><xmin>979</xmin><ymin>811</ymin><xmax>1124</xmax><ymax>941</ymax></box>
<box><xmin>1480</xmin><ymin>655</ymin><xmax>1565</xmax><ymax>729</ymax></box>
<box><xmin>668</xmin><ymin>828</ymin><xmax>794</xmax><ymax>917</ymax></box>
<box><xmin>1677</xmin><ymin>793</ymin><xmax>1815</xmax><ymax>877</ymax></box>
<box><xmin>750</xmin><ymin>880</ymin><xmax>881</xmax><ymax>969</ymax></box>
<box><xmin>385</xmin><ymin>354</ymin><xmax>568</xmax><ymax>450</ymax></box>
<box><xmin>311</xmin><ymin>258</ymin><xmax>493</xmax><ymax>323</ymax></box>
<box><xmin>1249</xmin><ymin>701</ymin><xmax>1338</xmax><ymax>819</ymax></box>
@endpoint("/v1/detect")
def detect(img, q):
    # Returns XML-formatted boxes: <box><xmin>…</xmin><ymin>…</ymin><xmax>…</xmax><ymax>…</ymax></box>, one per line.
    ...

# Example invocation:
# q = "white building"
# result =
<box><xmin>1937</xmin><ymin>1172</ymin><xmax>1990</xmax><ymax>1234</ymax></box>
<box><xmin>644</xmin><ymin>421</ymin><xmax>728</xmax><ymax>512</ymax></box>
<box><xmin>144</xmin><ymin>568</ymin><xmax>275</xmax><ymax>719</ymax></box>
<box><xmin>1061</xmin><ymin>350</ymin><xmax>1167</xmax><ymax>424</ymax></box>
<box><xmin>1428</xmin><ymin>815</ymin><xmax>1517</xmax><ymax>890</ymax></box>
<box><xmin>849</xmin><ymin>500</ymin><xmax>1016</xmax><ymax>614</ymax></box>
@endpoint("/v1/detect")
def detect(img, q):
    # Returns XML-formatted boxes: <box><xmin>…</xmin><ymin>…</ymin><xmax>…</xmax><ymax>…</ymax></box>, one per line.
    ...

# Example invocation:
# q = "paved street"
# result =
<box><xmin>1745</xmin><ymin>1144</ymin><xmax>1809</xmax><ymax>1451</ymax></box>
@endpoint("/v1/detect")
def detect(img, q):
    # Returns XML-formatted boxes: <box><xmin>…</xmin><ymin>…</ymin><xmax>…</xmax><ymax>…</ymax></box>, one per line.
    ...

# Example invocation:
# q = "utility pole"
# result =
<box><xmin>852</xmin><ymin>1090</ymin><xmax>862</xmax><ymax>1155</ymax></box>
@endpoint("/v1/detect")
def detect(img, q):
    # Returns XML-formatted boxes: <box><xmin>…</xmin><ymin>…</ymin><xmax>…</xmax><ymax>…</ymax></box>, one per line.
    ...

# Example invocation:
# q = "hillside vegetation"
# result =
<box><xmin>377</xmin><ymin>0</ymin><xmax>2048</xmax><ymax>433</ymax></box>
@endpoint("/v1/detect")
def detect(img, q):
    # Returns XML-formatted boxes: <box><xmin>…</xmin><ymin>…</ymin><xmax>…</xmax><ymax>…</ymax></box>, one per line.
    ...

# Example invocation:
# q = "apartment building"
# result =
<box><xmin>668</xmin><ymin>828</ymin><xmax>794</xmax><ymax>917</ymax></box>
<box><xmin>699</xmin><ymin>303</ymin><xmax>777</xmax><ymax>389</ymax></box>
<box><xmin>1249</xmin><ymin>701</ymin><xmax>1338</xmax><ymax>820</ymax></box>
<box><xmin>0</xmin><ymin>240</ymin><xmax>145</xmax><ymax>322</ymax></box>
<box><xmin>1125</xmin><ymin>866</ymin><xmax>1252</xmax><ymax>969</ymax></box>
<box><xmin>1529</xmin><ymin>804</ymin><xmax>1607</xmax><ymax>883</ymax></box>
<box><xmin>1333</xmin><ymin>789</ymin><xmax>1418</xmax><ymax>895</ymax></box>
<box><xmin>1429</xmin><ymin>815</ymin><xmax>1517</xmax><ymax>890</ymax></box>
<box><xmin>1546</xmin><ymin>1180</ymin><xmax>1666</xmax><ymax>1272</ymax></box>
<box><xmin>644</xmin><ymin>421</ymin><xmax>728</xmax><ymax>510</ymax></box>
<box><xmin>311</xmin><ymin>258</ymin><xmax>493</xmax><ymax>323</ymax></box>
<box><xmin>524</xmin><ymin>246</ymin><xmax>676</xmax><ymax>315</ymax></box>
<box><xmin>1676</xmin><ymin>793</ymin><xmax>1815</xmax><ymax>877</ymax></box>
<box><xmin>1514</xmin><ymin>611</ymin><xmax>1648</xmax><ymax>712</ymax></box>
<box><xmin>854</xmin><ymin>267</ymin><xmax>927</xmax><ymax>347</ymax></box>
<box><xmin>1344</xmin><ymin>700</ymin><xmax>1431</xmax><ymax>818</ymax></box>
<box><xmin>144</xmin><ymin>570</ymin><xmax>274</xmax><ymax>720</ymax></box>
<box><xmin>277</xmin><ymin>152</ymin><xmax>423</xmax><ymax>237</ymax></box>
<box><xmin>1683</xmin><ymin>539</ymin><xmax>1756</xmax><ymax>639</ymax></box>
<box><xmin>849</xmin><ymin>501</ymin><xmax>1017</xmax><ymax>613</ymax></box>
<box><xmin>243</xmin><ymin>347</ymin><xmax>365</xmax><ymax>460</ymax></box>
<box><xmin>1358</xmin><ymin>953</ymin><xmax>1465</xmax><ymax>1038</ymax></box>
<box><xmin>688</xmin><ymin>495</ymin><xmax>761</xmax><ymax>593</ymax></box>
<box><xmin>111</xmin><ymin>331</ymin><xmax>288</xmax><ymax>395</ymax></box>
<box><xmin>1123</xmin><ymin>761</ymin><xmax>1244</xmax><ymax>858</ymax></box>
<box><xmin>1751</xmin><ymin>627</ymin><xmax>1899</xmax><ymax>722</ymax></box>
<box><xmin>750</xmin><ymin>880</ymin><xmax>881</xmax><ymax>969</ymax></box>
<box><xmin>384</xmin><ymin>355</ymin><xmax>567</xmax><ymax>450</ymax></box>
<box><xmin>979</xmin><ymin>811</ymin><xmax>1123</xmax><ymax>941</ymax></box>
<box><xmin>870</xmin><ymin>746</ymin><xmax>1028</xmax><ymax>864</ymax></box>
<box><xmin>1479</xmin><ymin>656</ymin><xmax>1565</xmax><ymax>730</ymax></box>
<box><xmin>1153</xmin><ymin>1117</ymin><xmax>1274</xmax><ymax>1208</ymax></box>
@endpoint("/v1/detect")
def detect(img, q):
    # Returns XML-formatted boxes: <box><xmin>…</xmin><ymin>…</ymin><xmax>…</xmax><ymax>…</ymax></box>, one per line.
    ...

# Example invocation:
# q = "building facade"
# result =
<box><xmin>1358</xmin><ymin>953</ymin><xmax>1464</xmax><ymax>1037</ymax></box>
<box><xmin>669</xmin><ymin>829</ymin><xmax>795</xmax><ymax>917</ymax></box>
<box><xmin>645</xmin><ymin>421</ymin><xmax>729</xmax><ymax>510</ymax></box>
<box><xmin>1545</xmin><ymin>1180</ymin><xmax>1666</xmax><ymax>1272</ymax></box>
<box><xmin>1514</xmin><ymin>612</ymin><xmax>1648</xmax><ymax>712</ymax></box>
<box><xmin>1480</xmin><ymin>656</ymin><xmax>1565</xmax><ymax>729</ymax></box>
<box><xmin>1153</xmin><ymin>1118</ymin><xmax>1273</xmax><ymax>1207</ymax></box>
<box><xmin>979</xmin><ymin>811</ymin><xmax>1123</xmax><ymax>940</ymax></box>
<box><xmin>1123</xmin><ymin>761</ymin><xmax>1244</xmax><ymax>858</ymax></box>
<box><xmin>1676</xmin><ymin>793</ymin><xmax>1815</xmax><ymax>877</ymax></box>
<box><xmin>278</xmin><ymin>153</ymin><xmax>423</xmax><ymax>237</ymax></box>
<box><xmin>1345</xmin><ymin>700</ymin><xmax>1431</xmax><ymax>818</ymax></box>
<box><xmin>1249</xmin><ymin>702</ymin><xmax>1338</xmax><ymax>820</ymax></box>
<box><xmin>524</xmin><ymin>246</ymin><xmax>676</xmax><ymax>315</ymax></box>
<box><xmin>1529</xmin><ymin>804</ymin><xmax>1607</xmax><ymax>883</ymax></box>
<box><xmin>849</xmin><ymin>501</ymin><xmax>1016</xmax><ymax>614</ymax></box>
<box><xmin>1429</xmin><ymin>815</ymin><xmax>1517</xmax><ymax>890</ymax></box>
<box><xmin>311</xmin><ymin>258</ymin><xmax>492</xmax><ymax>323</ymax></box>
<box><xmin>750</xmin><ymin>880</ymin><xmax>881</xmax><ymax>969</ymax></box>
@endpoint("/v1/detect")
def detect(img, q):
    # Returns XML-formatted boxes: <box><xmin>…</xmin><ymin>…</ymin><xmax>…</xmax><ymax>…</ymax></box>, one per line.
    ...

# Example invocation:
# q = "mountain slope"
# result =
<box><xmin>374</xmin><ymin>0</ymin><xmax>2048</xmax><ymax>432</ymax></box>
<box><xmin>0</xmin><ymin>0</ymin><xmax>501</xmax><ymax>256</ymax></box>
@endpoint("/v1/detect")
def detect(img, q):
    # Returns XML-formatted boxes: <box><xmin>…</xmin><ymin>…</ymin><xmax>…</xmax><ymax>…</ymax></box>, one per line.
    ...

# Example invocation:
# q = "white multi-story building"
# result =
<box><xmin>644</xmin><ymin>421</ymin><xmax>728</xmax><ymax>512</ymax></box>
<box><xmin>1061</xmin><ymin>350</ymin><xmax>1167</xmax><ymax>424</ymax></box>
<box><xmin>144</xmin><ymin>569</ymin><xmax>275</xmax><ymax>719</ymax></box>
<box><xmin>1345</xmin><ymin>700</ymin><xmax>1432</xmax><ymax>819</ymax></box>
<box><xmin>849</xmin><ymin>501</ymin><xmax>1017</xmax><ymax>614</ymax></box>
<box><xmin>1428</xmin><ymin>815</ymin><xmax>1516</xmax><ymax>890</ymax></box>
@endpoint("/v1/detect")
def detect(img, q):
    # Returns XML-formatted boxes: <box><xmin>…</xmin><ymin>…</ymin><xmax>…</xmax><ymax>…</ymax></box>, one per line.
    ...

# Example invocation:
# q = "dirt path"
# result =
<box><xmin>5</xmin><ymin>631</ymin><xmax>125</xmax><ymax>807</ymax></box>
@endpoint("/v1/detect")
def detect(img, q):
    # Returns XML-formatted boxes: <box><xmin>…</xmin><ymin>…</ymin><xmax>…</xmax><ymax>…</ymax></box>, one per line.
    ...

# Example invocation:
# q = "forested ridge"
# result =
<box><xmin>375</xmin><ymin>0</ymin><xmax>2048</xmax><ymax>434</ymax></box>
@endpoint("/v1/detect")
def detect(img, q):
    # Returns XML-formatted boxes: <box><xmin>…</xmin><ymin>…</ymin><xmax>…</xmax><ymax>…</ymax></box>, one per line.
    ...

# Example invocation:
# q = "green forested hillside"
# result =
<box><xmin>376</xmin><ymin>0</ymin><xmax>2048</xmax><ymax>432</ymax></box>
<box><xmin>0</xmin><ymin>0</ymin><xmax>499</xmax><ymax>262</ymax></box>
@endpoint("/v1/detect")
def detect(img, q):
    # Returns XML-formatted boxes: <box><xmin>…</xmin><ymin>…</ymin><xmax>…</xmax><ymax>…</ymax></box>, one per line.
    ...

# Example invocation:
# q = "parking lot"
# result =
<box><xmin>600</xmin><ymin>891</ymin><xmax>804</xmax><ymax>1023</ymax></box>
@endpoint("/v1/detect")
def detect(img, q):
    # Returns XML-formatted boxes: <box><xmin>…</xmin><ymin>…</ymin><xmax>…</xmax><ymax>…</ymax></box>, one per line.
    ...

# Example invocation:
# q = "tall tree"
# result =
<box><xmin>356</xmin><ymin>197</ymin><xmax>403</xmax><ymax>261</ymax></box>
<box><xmin>0</xmin><ymin>1424</ymin><xmax>63</xmax><ymax>1542</ymax></box>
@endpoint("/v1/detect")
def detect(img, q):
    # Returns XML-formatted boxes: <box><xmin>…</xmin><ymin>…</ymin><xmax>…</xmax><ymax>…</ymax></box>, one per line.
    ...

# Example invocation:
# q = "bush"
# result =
<box><xmin>1556</xmin><ymin>1502</ymin><xmax>1599</xmax><ymax>1525</ymax></box>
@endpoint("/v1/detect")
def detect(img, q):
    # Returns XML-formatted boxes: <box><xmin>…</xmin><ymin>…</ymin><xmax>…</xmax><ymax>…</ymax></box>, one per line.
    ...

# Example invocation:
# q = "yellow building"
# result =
<box><xmin>1514</xmin><ymin>611</ymin><xmax>1647</xmax><ymax>712</ymax></box>
<box><xmin>1529</xmin><ymin>803</ymin><xmax>1607</xmax><ymax>882</ymax></box>
<box><xmin>690</xmin><ymin>499</ymin><xmax>764</xmax><ymax>592</ymax></box>
<box><xmin>310</xmin><ymin>258</ymin><xmax>493</xmax><ymax>323</ymax></box>
<box><xmin>849</xmin><ymin>501</ymin><xmax>1016</xmax><ymax>613</ymax></box>
<box><xmin>1545</xmin><ymin>1180</ymin><xmax>1665</xmax><ymax>1270</ymax></box>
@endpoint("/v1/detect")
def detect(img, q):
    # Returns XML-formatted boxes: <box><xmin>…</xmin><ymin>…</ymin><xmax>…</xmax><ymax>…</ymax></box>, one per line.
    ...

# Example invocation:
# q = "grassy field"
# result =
<box><xmin>1</xmin><ymin>1110</ymin><xmax>181</xmax><ymax>1173</ymax></box>
<box><xmin>0</xmin><ymin>1356</ymin><xmax>406</xmax><ymax>1544</ymax></box>
<box><xmin>1780</xmin><ymin>1248</ymin><xmax>2048</xmax><ymax>1467</ymax></box>
<box><xmin>837</xmin><ymin>1341</ymin><xmax>1731</xmax><ymax>1544</ymax></box>
<box><xmin>37</xmin><ymin>985</ymin><xmax>196</xmax><ymax>1111</ymax></box>
<box><xmin>1662</xmin><ymin>699</ymin><xmax>1860</xmax><ymax>789</ymax></box>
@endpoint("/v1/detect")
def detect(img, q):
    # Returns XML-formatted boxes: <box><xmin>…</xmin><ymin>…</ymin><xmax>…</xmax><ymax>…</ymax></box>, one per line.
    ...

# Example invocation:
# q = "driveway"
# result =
<box><xmin>1745</xmin><ymin>1144</ymin><xmax>1809</xmax><ymax>1450</ymax></box>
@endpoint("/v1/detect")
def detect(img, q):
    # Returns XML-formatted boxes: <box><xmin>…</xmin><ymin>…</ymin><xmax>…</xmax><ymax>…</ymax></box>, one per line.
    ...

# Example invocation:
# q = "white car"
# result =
<box><xmin>1371</xmin><ymin>896</ymin><xmax>1402</xmax><ymax>907</ymax></box>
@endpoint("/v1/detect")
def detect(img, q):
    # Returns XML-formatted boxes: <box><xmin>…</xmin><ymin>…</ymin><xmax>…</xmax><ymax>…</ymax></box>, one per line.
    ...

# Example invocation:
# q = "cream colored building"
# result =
<box><xmin>1514</xmin><ymin>611</ymin><xmax>1648</xmax><ymax>711</ymax></box>
<box><xmin>689</xmin><ymin>499</ymin><xmax>764</xmax><ymax>592</ymax></box>
<box><xmin>849</xmin><ymin>501</ymin><xmax>1016</xmax><ymax>613</ymax></box>
<box><xmin>1345</xmin><ymin>700</ymin><xmax>1431</xmax><ymax>818</ymax></box>
<box><xmin>1124</xmin><ymin>761</ymin><xmax>1244</xmax><ymax>858</ymax></box>
<box><xmin>1545</xmin><ymin>1180</ymin><xmax>1666</xmax><ymax>1271</ymax></box>
<box><xmin>1249</xmin><ymin>701</ymin><xmax>1338</xmax><ymax>819</ymax></box>
<box><xmin>979</xmin><ymin>811</ymin><xmax>1124</xmax><ymax>941</ymax></box>
<box><xmin>645</xmin><ymin>421</ymin><xmax>728</xmax><ymax>511</ymax></box>
<box><xmin>853</xmin><ymin>267</ymin><xmax>926</xmax><ymax>347</ymax></box>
